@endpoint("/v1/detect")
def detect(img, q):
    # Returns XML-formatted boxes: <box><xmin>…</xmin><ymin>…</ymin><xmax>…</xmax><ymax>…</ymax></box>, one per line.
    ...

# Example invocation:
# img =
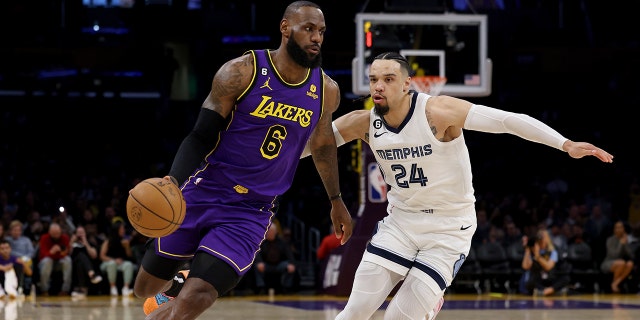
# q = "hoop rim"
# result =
<box><xmin>411</xmin><ymin>75</ymin><xmax>448</xmax><ymax>83</ymax></box>
<box><xmin>410</xmin><ymin>75</ymin><xmax>447</xmax><ymax>95</ymax></box>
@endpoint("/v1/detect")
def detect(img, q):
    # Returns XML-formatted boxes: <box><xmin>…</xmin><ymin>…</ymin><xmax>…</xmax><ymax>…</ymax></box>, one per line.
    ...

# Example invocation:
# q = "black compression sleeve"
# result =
<box><xmin>168</xmin><ymin>108</ymin><xmax>226</xmax><ymax>185</ymax></box>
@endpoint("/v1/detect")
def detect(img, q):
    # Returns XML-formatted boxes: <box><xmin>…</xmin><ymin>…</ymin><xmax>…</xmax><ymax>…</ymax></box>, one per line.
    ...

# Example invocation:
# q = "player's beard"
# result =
<box><xmin>287</xmin><ymin>32</ymin><xmax>322</xmax><ymax>69</ymax></box>
<box><xmin>373</xmin><ymin>103</ymin><xmax>390</xmax><ymax>116</ymax></box>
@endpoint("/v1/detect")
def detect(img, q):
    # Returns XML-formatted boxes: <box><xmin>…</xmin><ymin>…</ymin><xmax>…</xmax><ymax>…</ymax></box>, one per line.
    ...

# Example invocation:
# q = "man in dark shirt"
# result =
<box><xmin>254</xmin><ymin>223</ymin><xmax>297</xmax><ymax>294</ymax></box>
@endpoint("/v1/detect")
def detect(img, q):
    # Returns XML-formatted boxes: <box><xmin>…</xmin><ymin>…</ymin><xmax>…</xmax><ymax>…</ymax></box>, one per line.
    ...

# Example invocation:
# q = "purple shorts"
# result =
<box><xmin>153</xmin><ymin>177</ymin><xmax>278</xmax><ymax>276</ymax></box>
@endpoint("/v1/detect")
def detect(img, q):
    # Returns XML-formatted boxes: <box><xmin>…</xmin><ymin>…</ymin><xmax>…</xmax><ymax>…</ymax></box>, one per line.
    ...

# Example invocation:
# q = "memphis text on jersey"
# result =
<box><xmin>375</xmin><ymin>144</ymin><xmax>433</xmax><ymax>160</ymax></box>
<box><xmin>250</xmin><ymin>95</ymin><xmax>314</xmax><ymax>128</ymax></box>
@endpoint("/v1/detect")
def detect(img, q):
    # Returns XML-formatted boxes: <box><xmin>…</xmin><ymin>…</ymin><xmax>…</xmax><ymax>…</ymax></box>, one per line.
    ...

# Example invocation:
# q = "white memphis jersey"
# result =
<box><xmin>368</xmin><ymin>92</ymin><xmax>475</xmax><ymax>215</ymax></box>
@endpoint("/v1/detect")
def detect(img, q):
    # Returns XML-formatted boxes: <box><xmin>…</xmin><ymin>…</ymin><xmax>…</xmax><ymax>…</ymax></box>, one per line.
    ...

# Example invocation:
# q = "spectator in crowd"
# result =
<box><xmin>568</xmin><ymin>223</ymin><xmax>587</xmax><ymax>245</ymax></box>
<box><xmin>281</xmin><ymin>227</ymin><xmax>301</xmax><ymax>260</ymax></box>
<box><xmin>22</xmin><ymin>210</ymin><xmax>44</xmax><ymax>244</ymax></box>
<box><xmin>78</xmin><ymin>208</ymin><xmax>100</xmax><ymax>239</ymax></box>
<box><xmin>600</xmin><ymin>220</ymin><xmax>635</xmax><ymax>293</ymax></box>
<box><xmin>512</xmin><ymin>194</ymin><xmax>536</xmax><ymax>231</ymax></box>
<box><xmin>99</xmin><ymin>206</ymin><xmax>120</xmax><ymax>237</ymax></box>
<box><xmin>5</xmin><ymin>220</ymin><xmax>35</xmax><ymax>260</ymax></box>
<box><xmin>542</xmin><ymin>205</ymin><xmax>564</xmax><ymax>231</ymax></box>
<box><xmin>254</xmin><ymin>223</ymin><xmax>297</xmax><ymax>294</ymax></box>
<box><xmin>78</xmin><ymin>208</ymin><xmax>104</xmax><ymax>252</ymax></box>
<box><xmin>549</xmin><ymin>222</ymin><xmax>569</xmax><ymax>256</ymax></box>
<box><xmin>521</xmin><ymin>229</ymin><xmax>570</xmax><ymax>296</ymax></box>
<box><xmin>128</xmin><ymin>229</ymin><xmax>149</xmax><ymax>266</ymax></box>
<box><xmin>53</xmin><ymin>207</ymin><xmax>76</xmax><ymax>236</ymax></box>
<box><xmin>100</xmin><ymin>219</ymin><xmax>135</xmax><ymax>297</ymax></box>
<box><xmin>70</xmin><ymin>225</ymin><xmax>103</xmax><ymax>298</ymax></box>
<box><xmin>503</xmin><ymin>219</ymin><xmax>523</xmax><ymax>248</ymax></box>
<box><xmin>471</xmin><ymin>207</ymin><xmax>491</xmax><ymax>246</ymax></box>
<box><xmin>5</xmin><ymin>220</ymin><xmax>35</xmax><ymax>292</ymax></box>
<box><xmin>487</xmin><ymin>225</ymin><xmax>505</xmax><ymax>245</ymax></box>
<box><xmin>584</xmin><ymin>204</ymin><xmax>613</xmax><ymax>264</ymax></box>
<box><xmin>0</xmin><ymin>239</ymin><xmax>31</xmax><ymax>298</ymax></box>
<box><xmin>565</xmin><ymin>203</ymin><xmax>585</xmax><ymax>227</ymax></box>
<box><xmin>38</xmin><ymin>222</ymin><xmax>72</xmax><ymax>296</ymax></box>
<box><xmin>0</xmin><ymin>190</ymin><xmax>18</xmax><ymax>227</ymax></box>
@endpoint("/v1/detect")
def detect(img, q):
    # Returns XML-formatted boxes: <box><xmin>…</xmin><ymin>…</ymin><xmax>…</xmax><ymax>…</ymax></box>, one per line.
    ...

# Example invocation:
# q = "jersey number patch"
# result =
<box><xmin>390</xmin><ymin>163</ymin><xmax>428</xmax><ymax>188</ymax></box>
<box><xmin>260</xmin><ymin>124</ymin><xmax>287</xmax><ymax>159</ymax></box>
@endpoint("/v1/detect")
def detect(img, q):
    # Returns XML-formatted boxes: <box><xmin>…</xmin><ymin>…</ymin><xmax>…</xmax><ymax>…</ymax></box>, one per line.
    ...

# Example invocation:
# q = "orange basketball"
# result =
<box><xmin>126</xmin><ymin>177</ymin><xmax>186</xmax><ymax>238</ymax></box>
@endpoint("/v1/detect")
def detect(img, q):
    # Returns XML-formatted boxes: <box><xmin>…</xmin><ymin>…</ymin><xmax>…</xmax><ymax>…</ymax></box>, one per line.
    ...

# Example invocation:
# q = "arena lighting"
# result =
<box><xmin>81</xmin><ymin>26</ymin><xmax>130</xmax><ymax>35</ymax></box>
<box><xmin>83</xmin><ymin>0</ymin><xmax>136</xmax><ymax>8</ymax></box>
<box><xmin>37</xmin><ymin>69</ymin><xmax>78</xmax><ymax>79</ymax></box>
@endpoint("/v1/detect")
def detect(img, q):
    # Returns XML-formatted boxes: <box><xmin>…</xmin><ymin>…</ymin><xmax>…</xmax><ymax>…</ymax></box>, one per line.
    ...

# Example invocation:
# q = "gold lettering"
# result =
<box><xmin>249</xmin><ymin>96</ymin><xmax>274</xmax><ymax>118</ymax></box>
<box><xmin>282</xmin><ymin>105</ymin><xmax>295</xmax><ymax>120</ymax></box>
<box><xmin>299</xmin><ymin>110</ymin><xmax>312</xmax><ymax>127</ymax></box>
<box><xmin>273</xmin><ymin>103</ymin><xmax>288</xmax><ymax>119</ymax></box>
<box><xmin>291</xmin><ymin>108</ymin><xmax>306</xmax><ymax>123</ymax></box>
<box><xmin>249</xmin><ymin>95</ymin><xmax>314</xmax><ymax>127</ymax></box>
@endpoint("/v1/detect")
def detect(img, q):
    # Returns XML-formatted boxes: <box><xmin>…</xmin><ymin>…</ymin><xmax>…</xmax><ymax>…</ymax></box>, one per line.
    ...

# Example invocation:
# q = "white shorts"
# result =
<box><xmin>362</xmin><ymin>206</ymin><xmax>477</xmax><ymax>294</ymax></box>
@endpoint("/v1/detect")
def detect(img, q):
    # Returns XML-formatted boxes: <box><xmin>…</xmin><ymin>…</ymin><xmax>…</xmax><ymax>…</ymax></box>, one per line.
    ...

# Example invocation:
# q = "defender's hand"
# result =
<box><xmin>563</xmin><ymin>141</ymin><xmax>614</xmax><ymax>163</ymax></box>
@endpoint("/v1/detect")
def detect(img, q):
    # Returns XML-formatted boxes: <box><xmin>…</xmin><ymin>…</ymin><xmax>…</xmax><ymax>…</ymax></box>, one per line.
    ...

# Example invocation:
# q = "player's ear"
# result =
<box><xmin>280</xmin><ymin>19</ymin><xmax>289</xmax><ymax>36</ymax></box>
<box><xmin>404</xmin><ymin>77</ymin><xmax>411</xmax><ymax>92</ymax></box>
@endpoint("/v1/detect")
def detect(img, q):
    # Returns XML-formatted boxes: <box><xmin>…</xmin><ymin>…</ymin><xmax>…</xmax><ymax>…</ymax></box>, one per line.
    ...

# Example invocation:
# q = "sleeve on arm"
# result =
<box><xmin>169</xmin><ymin>108</ymin><xmax>226</xmax><ymax>185</ymax></box>
<box><xmin>463</xmin><ymin>104</ymin><xmax>568</xmax><ymax>151</ymax></box>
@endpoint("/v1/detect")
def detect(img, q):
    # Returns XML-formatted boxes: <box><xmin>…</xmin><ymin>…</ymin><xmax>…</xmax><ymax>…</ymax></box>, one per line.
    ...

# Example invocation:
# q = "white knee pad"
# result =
<box><xmin>385</xmin><ymin>274</ymin><xmax>443</xmax><ymax>320</ymax></box>
<box><xmin>335</xmin><ymin>261</ymin><xmax>403</xmax><ymax>320</ymax></box>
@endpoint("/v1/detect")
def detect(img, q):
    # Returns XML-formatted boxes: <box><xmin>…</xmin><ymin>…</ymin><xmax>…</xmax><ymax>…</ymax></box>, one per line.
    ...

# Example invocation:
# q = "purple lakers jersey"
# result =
<box><xmin>198</xmin><ymin>49</ymin><xmax>324</xmax><ymax>198</ymax></box>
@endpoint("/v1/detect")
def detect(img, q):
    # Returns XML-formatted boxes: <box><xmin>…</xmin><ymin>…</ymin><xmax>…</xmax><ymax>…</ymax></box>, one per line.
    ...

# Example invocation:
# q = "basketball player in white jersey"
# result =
<box><xmin>303</xmin><ymin>51</ymin><xmax>613</xmax><ymax>319</ymax></box>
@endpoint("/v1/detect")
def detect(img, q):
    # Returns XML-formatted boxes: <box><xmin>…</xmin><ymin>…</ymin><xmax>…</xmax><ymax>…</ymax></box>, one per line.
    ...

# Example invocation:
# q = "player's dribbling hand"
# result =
<box><xmin>163</xmin><ymin>175</ymin><xmax>179</xmax><ymax>186</ymax></box>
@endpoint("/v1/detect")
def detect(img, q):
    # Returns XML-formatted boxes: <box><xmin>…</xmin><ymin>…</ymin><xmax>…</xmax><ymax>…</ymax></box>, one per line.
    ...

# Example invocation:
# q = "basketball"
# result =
<box><xmin>126</xmin><ymin>177</ymin><xmax>186</xmax><ymax>238</ymax></box>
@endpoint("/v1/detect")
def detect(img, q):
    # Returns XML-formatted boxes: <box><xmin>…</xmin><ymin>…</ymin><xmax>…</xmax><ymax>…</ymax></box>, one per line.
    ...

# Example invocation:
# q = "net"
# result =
<box><xmin>409</xmin><ymin>76</ymin><xmax>447</xmax><ymax>96</ymax></box>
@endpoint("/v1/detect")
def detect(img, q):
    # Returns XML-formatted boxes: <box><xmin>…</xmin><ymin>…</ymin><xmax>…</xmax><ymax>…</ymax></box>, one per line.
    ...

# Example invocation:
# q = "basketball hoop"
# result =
<box><xmin>409</xmin><ymin>76</ymin><xmax>447</xmax><ymax>96</ymax></box>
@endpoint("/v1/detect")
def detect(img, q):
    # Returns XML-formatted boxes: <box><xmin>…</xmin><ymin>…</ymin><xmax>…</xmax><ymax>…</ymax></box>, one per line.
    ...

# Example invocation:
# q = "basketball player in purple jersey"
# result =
<box><xmin>133</xmin><ymin>2</ymin><xmax>353</xmax><ymax>319</ymax></box>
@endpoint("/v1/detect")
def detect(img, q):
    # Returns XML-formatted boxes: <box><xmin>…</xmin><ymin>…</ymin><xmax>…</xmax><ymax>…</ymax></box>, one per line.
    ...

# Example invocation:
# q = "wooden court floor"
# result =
<box><xmin>4</xmin><ymin>292</ymin><xmax>640</xmax><ymax>320</ymax></box>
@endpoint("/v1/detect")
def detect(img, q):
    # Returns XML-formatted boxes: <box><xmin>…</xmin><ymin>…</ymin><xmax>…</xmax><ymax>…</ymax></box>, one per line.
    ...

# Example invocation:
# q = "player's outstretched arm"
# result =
<box><xmin>561</xmin><ymin>140</ymin><xmax>614</xmax><ymax>163</ymax></box>
<box><xmin>460</xmin><ymin>102</ymin><xmax>614</xmax><ymax>163</ymax></box>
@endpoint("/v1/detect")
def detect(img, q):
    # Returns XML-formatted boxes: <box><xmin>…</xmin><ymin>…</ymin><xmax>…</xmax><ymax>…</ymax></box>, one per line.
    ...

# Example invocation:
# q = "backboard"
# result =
<box><xmin>352</xmin><ymin>13</ymin><xmax>492</xmax><ymax>97</ymax></box>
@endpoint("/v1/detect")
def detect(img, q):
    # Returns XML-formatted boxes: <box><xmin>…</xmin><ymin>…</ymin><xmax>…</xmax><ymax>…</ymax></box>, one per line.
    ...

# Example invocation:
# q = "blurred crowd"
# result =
<box><xmin>0</xmin><ymin>175</ymin><xmax>148</xmax><ymax>298</ymax></box>
<box><xmin>0</xmin><ymin>169</ymin><xmax>638</xmax><ymax>298</ymax></box>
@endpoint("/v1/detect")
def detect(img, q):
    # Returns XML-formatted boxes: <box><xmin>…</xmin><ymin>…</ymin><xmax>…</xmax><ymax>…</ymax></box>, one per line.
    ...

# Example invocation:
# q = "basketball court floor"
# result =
<box><xmin>4</xmin><ymin>292</ymin><xmax>640</xmax><ymax>320</ymax></box>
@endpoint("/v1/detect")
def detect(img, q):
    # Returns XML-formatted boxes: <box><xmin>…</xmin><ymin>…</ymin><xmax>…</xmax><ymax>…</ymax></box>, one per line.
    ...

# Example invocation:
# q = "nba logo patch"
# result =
<box><xmin>368</xmin><ymin>162</ymin><xmax>387</xmax><ymax>203</ymax></box>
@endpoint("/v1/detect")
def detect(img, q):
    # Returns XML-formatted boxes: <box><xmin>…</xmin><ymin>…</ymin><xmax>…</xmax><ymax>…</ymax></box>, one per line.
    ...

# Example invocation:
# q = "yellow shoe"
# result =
<box><xmin>142</xmin><ymin>270</ymin><xmax>189</xmax><ymax>316</ymax></box>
